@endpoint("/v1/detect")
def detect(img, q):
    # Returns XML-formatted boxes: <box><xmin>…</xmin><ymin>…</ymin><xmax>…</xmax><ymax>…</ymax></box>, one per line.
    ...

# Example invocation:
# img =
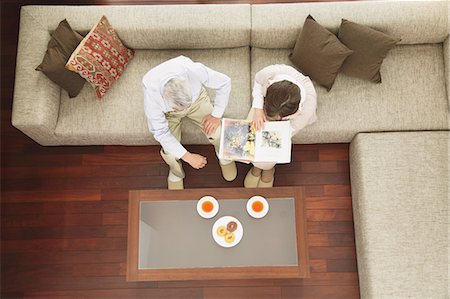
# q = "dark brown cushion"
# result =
<box><xmin>36</xmin><ymin>19</ymin><xmax>85</xmax><ymax>98</ymax></box>
<box><xmin>338</xmin><ymin>19</ymin><xmax>401</xmax><ymax>83</ymax></box>
<box><xmin>289</xmin><ymin>15</ymin><xmax>353</xmax><ymax>90</ymax></box>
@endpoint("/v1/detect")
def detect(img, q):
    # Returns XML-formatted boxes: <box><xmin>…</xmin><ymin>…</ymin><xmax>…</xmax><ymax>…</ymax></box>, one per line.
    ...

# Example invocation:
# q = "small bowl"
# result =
<box><xmin>197</xmin><ymin>196</ymin><xmax>219</xmax><ymax>219</ymax></box>
<box><xmin>246</xmin><ymin>195</ymin><xmax>269</xmax><ymax>218</ymax></box>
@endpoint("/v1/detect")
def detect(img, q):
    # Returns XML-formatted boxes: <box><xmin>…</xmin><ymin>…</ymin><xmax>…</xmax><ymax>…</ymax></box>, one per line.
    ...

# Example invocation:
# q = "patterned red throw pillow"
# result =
<box><xmin>66</xmin><ymin>16</ymin><xmax>134</xmax><ymax>99</ymax></box>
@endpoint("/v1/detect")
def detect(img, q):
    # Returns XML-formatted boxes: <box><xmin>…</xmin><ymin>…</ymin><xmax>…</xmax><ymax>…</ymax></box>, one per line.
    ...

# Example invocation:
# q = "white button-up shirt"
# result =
<box><xmin>143</xmin><ymin>56</ymin><xmax>231</xmax><ymax>159</ymax></box>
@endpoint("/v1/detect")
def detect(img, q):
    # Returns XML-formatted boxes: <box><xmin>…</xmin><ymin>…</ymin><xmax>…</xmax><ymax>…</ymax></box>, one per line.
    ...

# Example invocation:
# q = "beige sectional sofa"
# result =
<box><xmin>12</xmin><ymin>1</ymin><xmax>449</xmax><ymax>146</ymax></box>
<box><xmin>350</xmin><ymin>132</ymin><xmax>448</xmax><ymax>298</ymax></box>
<box><xmin>11</xmin><ymin>1</ymin><xmax>449</xmax><ymax>298</ymax></box>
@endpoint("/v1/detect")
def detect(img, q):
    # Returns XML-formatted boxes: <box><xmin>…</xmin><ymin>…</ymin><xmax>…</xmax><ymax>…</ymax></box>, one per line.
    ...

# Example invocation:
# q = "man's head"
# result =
<box><xmin>264</xmin><ymin>80</ymin><xmax>301</xmax><ymax>121</ymax></box>
<box><xmin>163</xmin><ymin>76</ymin><xmax>193</xmax><ymax>112</ymax></box>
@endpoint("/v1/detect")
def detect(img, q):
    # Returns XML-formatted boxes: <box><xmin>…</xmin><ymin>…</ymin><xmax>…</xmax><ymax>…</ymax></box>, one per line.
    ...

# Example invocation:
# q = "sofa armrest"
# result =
<box><xmin>12</xmin><ymin>7</ymin><xmax>61</xmax><ymax>145</ymax></box>
<box><xmin>445</xmin><ymin>37</ymin><xmax>450</xmax><ymax>128</ymax></box>
<box><xmin>445</xmin><ymin>0</ymin><xmax>450</xmax><ymax>127</ymax></box>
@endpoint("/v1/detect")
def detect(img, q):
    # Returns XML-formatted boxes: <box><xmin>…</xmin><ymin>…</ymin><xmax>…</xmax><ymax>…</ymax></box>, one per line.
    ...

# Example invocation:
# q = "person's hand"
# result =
<box><xmin>181</xmin><ymin>152</ymin><xmax>207</xmax><ymax>169</ymax></box>
<box><xmin>202</xmin><ymin>115</ymin><xmax>220</xmax><ymax>136</ymax></box>
<box><xmin>252</xmin><ymin>108</ymin><xmax>266</xmax><ymax>131</ymax></box>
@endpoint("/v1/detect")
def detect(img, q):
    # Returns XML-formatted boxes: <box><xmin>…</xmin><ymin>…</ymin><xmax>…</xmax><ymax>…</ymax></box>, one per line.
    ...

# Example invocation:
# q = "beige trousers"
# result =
<box><xmin>246</xmin><ymin>108</ymin><xmax>299</xmax><ymax>170</ymax></box>
<box><xmin>160</xmin><ymin>87</ymin><xmax>221</xmax><ymax>178</ymax></box>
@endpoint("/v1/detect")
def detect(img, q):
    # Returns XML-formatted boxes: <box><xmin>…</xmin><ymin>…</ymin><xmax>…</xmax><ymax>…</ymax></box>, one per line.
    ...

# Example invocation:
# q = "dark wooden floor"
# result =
<box><xmin>1</xmin><ymin>1</ymin><xmax>359</xmax><ymax>298</ymax></box>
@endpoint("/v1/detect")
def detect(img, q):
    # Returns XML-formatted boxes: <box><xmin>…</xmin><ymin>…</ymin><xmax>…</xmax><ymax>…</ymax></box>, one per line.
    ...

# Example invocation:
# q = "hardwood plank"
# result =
<box><xmin>304</xmin><ymin>185</ymin><xmax>324</xmax><ymax>197</ymax></box>
<box><xmin>2</xmin><ymin>225</ymin><xmax>128</xmax><ymax>240</ymax></box>
<box><xmin>307</xmin><ymin>221</ymin><xmax>354</xmax><ymax>234</ymax></box>
<box><xmin>305</xmin><ymin>197</ymin><xmax>352</xmax><ymax>210</ymax></box>
<box><xmin>23</xmin><ymin>144</ymin><xmax>104</xmax><ymax>155</ymax></box>
<box><xmin>323</xmin><ymin>185</ymin><xmax>351</xmax><ymax>197</ymax></box>
<box><xmin>2</xmin><ymin>154</ymin><xmax>83</xmax><ymax>167</ymax></box>
<box><xmin>1</xmin><ymin>201</ymin><xmax>127</xmax><ymax>215</ymax></box>
<box><xmin>3</xmin><ymin>276</ymin><xmax>156</xmax><ymax>293</ymax></box>
<box><xmin>24</xmin><ymin>288</ymin><xmax>203</xmax><ymax>299</ymax></box>
<box><xmin>309</xmin><ymin>259</ymin><xmax>327</xmax><ymax>273</ymax></box>
<box><xmin>158</xmin><ymin>279</ymin><xmax>278</xmax><ymax>289</ymax></box>
<box><xmin>156</xmin><ymin>273</ymin><xmax>359</xmax><ymax>288</ymax></box>
<box><xmin>309</xmin><ymin>247</ymin><xmax>357</xmax><ymax>260</ymax></box>
<box><xmin>2</xmin><ymin>250</ymin><xmax>126</xmax><ymax>265</ymax></box>
<box><xmin>298</xmin><ymin>161</ymin><xmax>349</xmax><ymax>173</ymax></box>
<box><xmin>82</xmin><ymin>153</ymin><xmax>163</xmax><ymax>165</ymax></box>
<box><xmin>2</xmin><ymin>238</ymin><xmax>127</xmax><ymax>252</ymax></box>
<box><xmin>1</xmin><ymin>190</ymin><xmax>101</xmax><ymax>203</ymax></box>
<box><xmin>319</xmin><ymin>148</ymin><xmax>349</xmax><ymax>161</ymax></box>
<box><xmin>203</xmin><ymin>286</ymin><xmax>282</xmax><ymax>299</ymax></box>
<box><xmin>2</xmin><ymin>176</ymin><xmax>166</xmax><ymax>191</ymax></box>
<box><xmin>3</xmin><ymin>262</ymin><xmax>126</xmax><ymax>278</ymax></box>
<box><xmin>327</xmin><ymin>259</ymin><xmax>358</xmax><ymax>273</ymax></box>
<box><xmin>290</xmin><ymin>149</ymin><xmax>319</xmax><ymax>162</ymax></box>
<box><xmin>2</xmin><ymin>164</ymin><xmax>164</xmax><ymax>179</ymax></box>
<box><xmin>277</xmin><ymin>273</ymin><xmax>359</xmax><ymax>286</ymax></box>
<box><xmin>281</xmin><ymin>285</ymin><xmax>359</xmax><ymax>299</ymax></box>
<box><xmin>307</xmin><ymin>234</ymin><xmax>355</xmax><ymax>247</ymax></box>
<box><xmin>2</xmin><ymin>213</ymin><xmax>127</xmax><ymax>227</ymax></box>
<box><xmin>277</xmin><ymin>173</ymin><xmax>350</xmax><ymax>186</ymax></box>
<box><xmin>306</xmin><ymin>209</ymin><xmax>353</xmax><ymax>221</ymax></box>
<box><xmin>307</xmin><ymin>234</ymin><xmax>330</xmax><ymax>246</ymax></box>
<box><xmin>101</xmin><ymin>189</ymin><xmax>130</xmax><ymax>201</ymax></box>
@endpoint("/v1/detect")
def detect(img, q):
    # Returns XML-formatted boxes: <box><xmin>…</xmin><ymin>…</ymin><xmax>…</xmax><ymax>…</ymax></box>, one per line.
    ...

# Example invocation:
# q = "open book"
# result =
<box><xmin>219</xmin><ymin>118</ymin><xmax>292</xmax><ymax>163</ymax></box>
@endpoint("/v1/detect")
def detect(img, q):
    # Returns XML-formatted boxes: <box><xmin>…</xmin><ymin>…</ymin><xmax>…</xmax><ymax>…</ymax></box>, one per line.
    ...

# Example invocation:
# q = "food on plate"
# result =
<box><xmin>216</xmin><ymin>226</ymin><xmax>227</xmax><ymax>237</ymax></box>
<box><xmin>202</xmin><ymin>201</ymin><xmax>214</xmax><ymax>213</ymax></box>
<box><xmin>226</xmin><ymin>221</ymin><xmax>238</xmax><ymax>232</ymax></box>
<box><xmin>224</xmin><ymin>232</ymin><xmax>235</xmax><ymax>243</ymax></box>
<box><xmin>252</xmin><ymin>200</ymin><xmax>264</xmax><ymax>213</ymax></box>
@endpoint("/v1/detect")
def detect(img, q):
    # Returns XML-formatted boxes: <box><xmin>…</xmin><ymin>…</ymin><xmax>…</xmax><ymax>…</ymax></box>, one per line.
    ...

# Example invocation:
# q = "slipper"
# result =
<box><xmin>244</xmin><ymin>167</ymin><xmax>260</xmax><ymax>188</ymax></box>
<box><xmin>220</xmin><ymin>161</ymin><xmax>237</xmax><ymax>181</ymax></box>
<box><xmin>258</xmin><ymin>169</ymin><xmax>275</xmax><ymax>188</ymax></box>
<box><xmin>168</xmin><ymin>178</ymin><xmax>184</xmax><ymax>190</ymax></box>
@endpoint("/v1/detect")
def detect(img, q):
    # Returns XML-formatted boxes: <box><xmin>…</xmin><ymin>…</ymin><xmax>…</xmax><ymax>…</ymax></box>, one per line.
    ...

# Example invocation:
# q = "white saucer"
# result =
<box><xmin>197</xmin><ymin>196</ymin><xmax>219</xmax><ymax>219</ymax></box>
<box><xmin>246</xmin><ymin>195</ymin><xmax>269</xmax><ymax>218</ymax></box>
<box><xmin>212</xmin><ymin>216</ymin><xmax>243</xmax><ymax>248</ymax></box>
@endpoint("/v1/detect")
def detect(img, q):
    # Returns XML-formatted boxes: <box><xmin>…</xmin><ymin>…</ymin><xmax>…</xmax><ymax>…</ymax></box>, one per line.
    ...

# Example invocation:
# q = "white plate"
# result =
<box><xmin>246</xmin><ymin>195</ymin><xmax>269</xmax><ymax>218</ymax></box>
<box><xmin>212</xmin><ymin>216</ymin><xmax>243</xmax><ymax>248</ymax></box>
<box><xmin>197</xmin><ymin>196</ymin><xmax>219</xmax><ymax>219</ymax></box>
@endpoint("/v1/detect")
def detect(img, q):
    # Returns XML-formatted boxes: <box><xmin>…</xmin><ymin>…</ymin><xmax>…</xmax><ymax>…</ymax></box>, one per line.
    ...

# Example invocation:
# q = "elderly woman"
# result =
<box><xmin>245</xmin><ymin>64</ymin><xmax>318</xmax><ymax>188</ymax></box>
<box><xmin>143</xmin><ymin>55</ymin><xmax>236</xmax><ymax>190</ymax></box>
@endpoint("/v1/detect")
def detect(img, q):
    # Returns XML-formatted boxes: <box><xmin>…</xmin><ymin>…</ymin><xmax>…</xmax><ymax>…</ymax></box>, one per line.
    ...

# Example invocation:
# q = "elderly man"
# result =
<box><xmin>143</xmin><ymin>55</ymin><xmax>236</xmax><ymax>189</ymax></box>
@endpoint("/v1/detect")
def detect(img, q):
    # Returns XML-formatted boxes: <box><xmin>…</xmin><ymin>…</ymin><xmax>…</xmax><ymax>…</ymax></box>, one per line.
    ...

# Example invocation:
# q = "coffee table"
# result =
<box><xmin>127</xmin><ymin>187</ymin><xmax>309</xmax><ymax>281</ymax></box>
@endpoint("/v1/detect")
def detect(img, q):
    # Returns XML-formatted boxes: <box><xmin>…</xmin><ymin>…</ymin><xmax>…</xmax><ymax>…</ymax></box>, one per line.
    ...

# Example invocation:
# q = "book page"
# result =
<box><xmin>219</xmin><ymin>118</ymin><xmax>255</xmax><ymax>161</ymax></box>
<box><xmin>254</xmin><ymin>121</ymin><xmax>292</xmax><ymax>163</ymax></box>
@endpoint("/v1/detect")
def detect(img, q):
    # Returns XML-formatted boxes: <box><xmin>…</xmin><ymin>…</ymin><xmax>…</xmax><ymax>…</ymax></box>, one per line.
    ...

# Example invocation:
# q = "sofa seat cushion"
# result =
<box><xmin>349</xmin><ymin>131</ymin><xmax>449</xmax><ymax>299</ymax></box>
<box><xmin>55</xmin><ymin>46</ymin><xmax>251</xmax><ymax>145</ymax></box>
<box><xmin>251</xmin><ymin>44</ymin><xmax>448</xmax><ymax>144</ymax></box>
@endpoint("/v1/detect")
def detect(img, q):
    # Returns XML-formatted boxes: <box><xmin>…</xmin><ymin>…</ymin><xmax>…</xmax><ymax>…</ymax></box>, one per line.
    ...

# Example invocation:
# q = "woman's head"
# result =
<box><xmin>264</xmin><ymin>80</ymin><xmax>301</xmax><ymax>120</ymax></box>
<box><xmin>163</xmin><ymin>76</ymin><xmax>192</xmax><ymax>111</ymax></box>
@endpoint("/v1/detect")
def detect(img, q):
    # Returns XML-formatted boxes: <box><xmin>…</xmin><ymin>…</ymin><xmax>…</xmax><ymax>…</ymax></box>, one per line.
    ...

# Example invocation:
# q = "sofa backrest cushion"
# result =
<box><xmin>252</xmin><ymin>1</ymin><xmax>448</xmax><ymax>49</ymax></box>
<box><xmin>21</xmin><ymin>4</ymin><xmax>251</xmax><ymax>50</ymax></box>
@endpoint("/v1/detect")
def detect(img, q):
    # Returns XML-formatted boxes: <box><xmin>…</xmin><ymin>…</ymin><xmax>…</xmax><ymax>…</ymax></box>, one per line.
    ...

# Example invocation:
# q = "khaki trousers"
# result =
<box><xmin>160</xmin><ymin>87</ymin><xmax>221</xmax><ymax>178</ymax></box>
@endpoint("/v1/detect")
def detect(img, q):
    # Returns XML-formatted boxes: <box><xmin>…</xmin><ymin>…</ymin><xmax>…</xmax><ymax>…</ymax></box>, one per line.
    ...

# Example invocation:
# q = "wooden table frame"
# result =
<box><xmin>127</xmin><ymin>187</ymin><xmax>309</xmax><ymax>281</ymax></box>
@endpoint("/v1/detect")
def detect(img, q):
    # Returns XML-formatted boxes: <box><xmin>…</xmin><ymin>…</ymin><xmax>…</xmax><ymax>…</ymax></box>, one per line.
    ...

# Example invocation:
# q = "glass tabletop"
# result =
<box><xmin>138</xmin><ymin>197</ymin><xmax>298</xmax><ymax>269</ymax></box>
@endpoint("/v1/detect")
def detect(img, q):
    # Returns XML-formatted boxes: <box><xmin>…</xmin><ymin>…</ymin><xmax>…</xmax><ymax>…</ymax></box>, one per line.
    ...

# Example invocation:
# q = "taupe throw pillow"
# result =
<box><xmin>36</xmin><ymin>19</ymin><xmax>85</xmax><ymax>98</ymax></box>
<box><xmin>338</xmin><ymin>19</ymin><xmax>401</xmax><ymax>83</ymax></box>
<box><xmin>289</xmin><ymin>15</ymin><xmax>353</xmax><ymax>90</ymax></box>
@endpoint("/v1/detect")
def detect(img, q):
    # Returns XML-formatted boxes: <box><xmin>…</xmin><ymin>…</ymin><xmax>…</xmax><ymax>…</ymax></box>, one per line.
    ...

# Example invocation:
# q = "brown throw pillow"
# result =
<box><xmin>338</xmin><ymin>19</ymin><xmax>401</xmax><ymax>83</ymax></box>
<box><xmin>36</xmin><ymin>19</ymin><xmax>85</xmax><ymax>98</ymax></box>
<box><xmin>289</xmin><ymin>15</ymin><xmax>353</xmax><ymax>90</ymax></box>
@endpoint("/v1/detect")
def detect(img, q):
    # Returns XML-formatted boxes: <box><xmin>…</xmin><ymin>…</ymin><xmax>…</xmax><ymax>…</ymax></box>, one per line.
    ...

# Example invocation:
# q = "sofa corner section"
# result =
<box><xmin>12</xmin><ymin>6</ymin><xmax>61</xmax><ymax>145</ymax></box>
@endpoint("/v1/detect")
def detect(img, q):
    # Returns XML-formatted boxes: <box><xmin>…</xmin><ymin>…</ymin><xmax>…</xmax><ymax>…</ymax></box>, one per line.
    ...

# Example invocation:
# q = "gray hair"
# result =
<box><xmin>163</xmin><ymin>77</ymin><xmax>193</xmax><ymax>111</ymax></box>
